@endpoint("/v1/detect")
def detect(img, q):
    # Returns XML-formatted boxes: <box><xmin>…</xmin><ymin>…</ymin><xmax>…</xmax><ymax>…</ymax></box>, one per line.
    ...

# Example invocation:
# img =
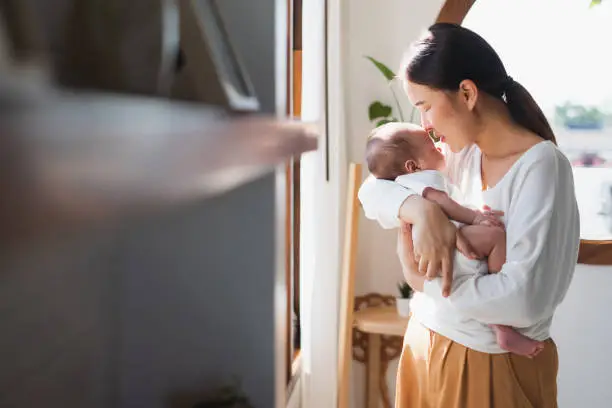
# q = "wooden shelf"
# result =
<box><xmin>353</xmin><ymin>306</ymin><xmax>409</xmax><ymax>337</ymax></box>
<box><xmin>578</xmin><ymin>240</ymin><xmax>612</xmax><ymax>265</ymax></box>
<box><xmin>0</xmin><ymin>80</ymin><xmax>318</xmax><ymax>243</ymax></box>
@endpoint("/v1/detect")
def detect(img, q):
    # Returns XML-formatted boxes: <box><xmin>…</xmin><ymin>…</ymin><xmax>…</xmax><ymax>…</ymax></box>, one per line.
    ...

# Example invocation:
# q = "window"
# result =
<box><xmin>463</xmin><ymin>0</ymin><xmax>612</xmax><ymax>251</ymax></box>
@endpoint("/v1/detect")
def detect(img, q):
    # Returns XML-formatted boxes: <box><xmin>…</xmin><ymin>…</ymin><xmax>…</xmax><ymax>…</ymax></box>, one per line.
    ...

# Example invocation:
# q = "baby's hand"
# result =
<box><xmin>473</xmin><ymin>211</ymin><xmax>504</xmax><ymax>228</ymax></box>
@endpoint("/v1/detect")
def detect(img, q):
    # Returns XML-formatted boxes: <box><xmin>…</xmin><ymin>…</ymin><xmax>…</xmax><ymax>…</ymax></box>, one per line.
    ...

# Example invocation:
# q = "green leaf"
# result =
<box><xmin>397</xmin><ymin>281</ymin><xmax>413</xmax><ymax>298</ymax></box>
<box><xmin>375</xmin><ymin>118</ymin><xmax>395</xmax><ymax>128</ymax></box>
<box><xmin>365</xmin><ymin>56</ymin><xmax>396</xmax><ymax>82</ymax></box>
<box><xmin>590</xmin><ymin>0</ymin><xmax>602</xmax><ymax>7</ymax></box>
<box><xmin>369</xmin><ymin>101</ymin><xmax>392</xmax><ymax>121</ymax></box>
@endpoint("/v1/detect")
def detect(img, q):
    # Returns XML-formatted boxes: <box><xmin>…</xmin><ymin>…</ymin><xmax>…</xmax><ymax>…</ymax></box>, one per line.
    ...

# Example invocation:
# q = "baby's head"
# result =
<box><xmin>366</xmin><ymin>122</ymin><xmax>444</xmax><ymax>180</ymax></box>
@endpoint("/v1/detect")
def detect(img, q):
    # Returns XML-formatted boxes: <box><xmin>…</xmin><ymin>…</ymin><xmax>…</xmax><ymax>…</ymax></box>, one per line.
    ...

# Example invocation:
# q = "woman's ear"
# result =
<box><xmin>404</xmin><ymin>160</ymin><xmax>419</xmax><ymax>173</ymax></box>
<box><xmin>458</xmin><ymin>79</ymin><xmax>478</xmax><ymax>111</ymax></box>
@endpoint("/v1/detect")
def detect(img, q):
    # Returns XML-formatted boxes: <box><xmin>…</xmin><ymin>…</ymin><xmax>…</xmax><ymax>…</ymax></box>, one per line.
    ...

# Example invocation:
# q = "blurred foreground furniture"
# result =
<box><xmin>0</xmin><ymin>80</ymin><xmax>316</xmax><ymax>408</ymax></box>
<box><xmin>0</xmin><ymin>1</ymin><xmax>316</xmax><ymax>407</ymax></box>
<box><xmin>0</xmin><ymin>82</ymin><xmax>317</xmax><ymax>408</ymax></box>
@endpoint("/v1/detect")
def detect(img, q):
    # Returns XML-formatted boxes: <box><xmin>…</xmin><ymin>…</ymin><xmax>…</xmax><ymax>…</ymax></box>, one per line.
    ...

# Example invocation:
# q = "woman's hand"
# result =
<box><xmin>398</xmin><ymin>197</ymin><xmax>457</xmax><ymax>296</ymax></box>
<box><xmin>398</xmin><ymin>224</ymin><xmax>478</xmax><ymax>297</ymax></box>
<box><xmin>397</xmin><ymin>224</ymin><xmax>425</xmax><ymax>293</ymax></box>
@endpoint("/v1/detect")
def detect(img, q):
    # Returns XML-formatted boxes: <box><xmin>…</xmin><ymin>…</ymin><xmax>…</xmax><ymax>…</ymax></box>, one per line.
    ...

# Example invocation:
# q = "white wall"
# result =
<box><xmin>551</xmin><ymin>264</ymin><xmax>612</xmax><ymax>407</ymax></box>
<box><xmin>344</xmin><ymin>0</ymin><xmax>444</xmax><ymax>289</ymax></box>
<box><xmin>341</xmin><ymin>1</ymin><xmax>444</xmax><ymax>407</ymax></box>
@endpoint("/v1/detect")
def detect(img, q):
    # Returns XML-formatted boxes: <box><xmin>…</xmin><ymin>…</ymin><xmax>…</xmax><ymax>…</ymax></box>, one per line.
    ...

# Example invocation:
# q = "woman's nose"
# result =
<box><xmin>420</xmin><ymin>113</ymin><xmax>432</xmax><ymax>130</ymax></box>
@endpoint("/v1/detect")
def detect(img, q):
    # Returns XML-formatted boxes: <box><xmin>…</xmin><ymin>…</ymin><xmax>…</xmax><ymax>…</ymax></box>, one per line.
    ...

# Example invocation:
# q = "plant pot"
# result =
<box><xmin>396</xmin><ymin>297</ymin><xmax>411</xmax><ymax>317</ymax></box>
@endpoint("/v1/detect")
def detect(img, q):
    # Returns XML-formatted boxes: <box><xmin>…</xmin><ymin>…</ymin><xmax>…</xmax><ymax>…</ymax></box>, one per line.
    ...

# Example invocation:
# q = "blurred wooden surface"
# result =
<box><xmin>353</xmin><ymin>306</ymin><xmax>409</xmax><ymax>337</ymax></box>
<box><xmin>0</xmin><ymin>80</ymin><xmax>317</xmax><ymax>244</ymax></box>
<box><xmin>578</xmin><ymin>240</ymin><xmax>612</xmax><ymax>265</ymax></box>
<box><xmin>435</xmin><ymin>0</ymin><xmax>476</xmax><ymax>24</ymax></box>
<box><xmin>352</xmin><ymin>299</ymin><xmax>407</xmax><ymax>408</ymax></box>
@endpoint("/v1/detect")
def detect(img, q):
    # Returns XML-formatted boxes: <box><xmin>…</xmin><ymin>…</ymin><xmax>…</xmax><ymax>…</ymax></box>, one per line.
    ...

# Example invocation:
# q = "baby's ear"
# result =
<box><xmin>404</xmin><ymin>160</ymin><xmax>419</xmax><ymax>173</ymax></box>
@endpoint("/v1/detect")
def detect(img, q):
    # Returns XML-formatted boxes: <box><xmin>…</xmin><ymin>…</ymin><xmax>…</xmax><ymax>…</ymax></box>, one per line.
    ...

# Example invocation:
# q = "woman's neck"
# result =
<box><xmin>474</xmin><ymin>100</ymin><xmax>538</xmax><ymax>159</ymax></box>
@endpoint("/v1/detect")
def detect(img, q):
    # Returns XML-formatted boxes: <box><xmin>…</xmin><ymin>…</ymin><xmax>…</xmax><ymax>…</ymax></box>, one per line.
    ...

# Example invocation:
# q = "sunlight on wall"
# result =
<box><xmin>464</xmin><ymin>0</ymin><xmax>612</xmax><ymax>110</ymax></box>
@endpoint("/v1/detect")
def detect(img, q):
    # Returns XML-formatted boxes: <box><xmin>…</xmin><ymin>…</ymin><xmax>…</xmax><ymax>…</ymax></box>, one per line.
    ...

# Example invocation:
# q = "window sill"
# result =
<box><xmin>578</xmin><ymin>239</ymin><xmax>612</xmax><ymax>265</ymax></box>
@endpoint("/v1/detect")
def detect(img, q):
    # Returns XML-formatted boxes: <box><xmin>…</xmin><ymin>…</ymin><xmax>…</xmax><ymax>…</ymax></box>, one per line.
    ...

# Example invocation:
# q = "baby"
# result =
<box><xmin>366</xmin><ymin>122</ymin><xmax>544</xmax><ymax>358</ymax></box>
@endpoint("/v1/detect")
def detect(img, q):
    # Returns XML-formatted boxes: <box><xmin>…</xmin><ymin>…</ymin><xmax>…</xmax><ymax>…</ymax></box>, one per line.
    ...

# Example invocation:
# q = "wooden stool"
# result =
<box><xmin>352</xmin><ymin>294</ymin><xmax>409</xmax><ymax>408</ymax></box>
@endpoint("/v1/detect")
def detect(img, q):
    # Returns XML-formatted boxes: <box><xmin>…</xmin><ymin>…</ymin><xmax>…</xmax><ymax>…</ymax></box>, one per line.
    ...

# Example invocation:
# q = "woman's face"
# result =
<box><xmin>404</xmin><ymin>80</ymin><xmax>476</xmax><ymax>153</ymax></box>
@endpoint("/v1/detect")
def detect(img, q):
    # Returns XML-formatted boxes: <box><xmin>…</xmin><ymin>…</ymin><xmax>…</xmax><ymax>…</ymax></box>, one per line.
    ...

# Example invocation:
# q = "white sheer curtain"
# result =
<box><xmin>299</xmin><ymin>0</ymin><xmax>327</xmax><ymax>400</ymax></box>
<box><xmin>300</xmin><ymin>0</ymin><xmax>347</xmax><ymax>407</ymax></box>
<box><xmin>299</xmin><ymin>0</ymin><xmax>325</xmax><ymax>379</ymax></box>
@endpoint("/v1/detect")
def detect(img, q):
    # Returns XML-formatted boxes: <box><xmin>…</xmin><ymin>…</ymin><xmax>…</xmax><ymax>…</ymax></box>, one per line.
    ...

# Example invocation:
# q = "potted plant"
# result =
<box><xmin>396</xmin><ymin>281</ymin><xmax>413</xmax><ymax>317</ymax></box>
<box><xmin>364</xmin><ymin>56</ymin><xmax>418</xmax><ymax>128</ymax></box>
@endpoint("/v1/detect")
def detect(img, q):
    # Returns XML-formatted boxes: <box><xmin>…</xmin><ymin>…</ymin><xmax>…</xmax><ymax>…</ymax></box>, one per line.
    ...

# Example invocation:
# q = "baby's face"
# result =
<box><xmin>405</xmin><ymin>130</ymin><xmax>445</xmax><ymax>171</ymax></box>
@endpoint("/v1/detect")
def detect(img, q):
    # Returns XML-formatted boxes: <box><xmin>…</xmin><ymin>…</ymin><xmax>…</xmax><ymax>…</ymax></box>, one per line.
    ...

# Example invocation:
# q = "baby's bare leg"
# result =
<box><xmin>491</xmin><ymin>325</ymin><xmax>545</xmax><ymax>358</ymax></box>
<box><xmin>459</xmin><ymin>225</ymin><xmax>505</xmax><ymax>272</ymax></box>
<box><xmin>459</xmin><ymin>225</ymin><xmax>544</xmax><ymax>358</ymax></box>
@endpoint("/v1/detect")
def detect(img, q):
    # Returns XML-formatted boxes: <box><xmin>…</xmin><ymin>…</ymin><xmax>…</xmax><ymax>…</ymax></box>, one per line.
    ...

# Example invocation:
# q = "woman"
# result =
<box><xmin>358</xmin><ymin>24</ymin><xmax>580</xmax><ymax>407</ymax></box>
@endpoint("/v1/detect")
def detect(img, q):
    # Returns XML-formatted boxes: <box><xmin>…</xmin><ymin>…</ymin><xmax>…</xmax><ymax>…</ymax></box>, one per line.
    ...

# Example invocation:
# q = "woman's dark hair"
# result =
<box><xmin>403</xmin><ymin>23</ymin><xmax>556</xmax><ymax>144</ymax></box>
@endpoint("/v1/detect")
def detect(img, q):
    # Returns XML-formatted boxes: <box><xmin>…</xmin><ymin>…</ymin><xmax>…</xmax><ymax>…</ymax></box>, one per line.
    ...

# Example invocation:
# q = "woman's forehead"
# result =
<box><xmin>404</xmin><ymin>81</ymin><xmax>435</xmax><ymax>105</ymax></box>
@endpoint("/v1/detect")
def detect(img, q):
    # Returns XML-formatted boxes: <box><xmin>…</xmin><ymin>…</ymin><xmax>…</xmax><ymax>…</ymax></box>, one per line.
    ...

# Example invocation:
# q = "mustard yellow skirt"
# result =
<box><xmin>395</xmin><ymin>319</ymin><xmax>558</xmax><ymax>408</ymax></box>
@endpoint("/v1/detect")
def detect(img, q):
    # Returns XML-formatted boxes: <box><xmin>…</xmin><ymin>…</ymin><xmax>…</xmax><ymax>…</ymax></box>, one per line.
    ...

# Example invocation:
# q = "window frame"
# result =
<box><xmin>285</xmin><ymin>0</ymin><xmax>303</xmax><ymax>395</ymax></box>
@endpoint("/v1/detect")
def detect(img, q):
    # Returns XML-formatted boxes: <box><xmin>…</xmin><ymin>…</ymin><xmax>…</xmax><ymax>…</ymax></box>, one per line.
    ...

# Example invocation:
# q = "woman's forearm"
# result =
<box><xmin>396</xmin><ymin>225</ymin><xmax>425</xmax><ymax>292</ymax></box>
<box><xmin>422</xmin><ymin>265</ymin><xmax>548</xmax><ymax>327</ymax></box>
<box><xmin>398</xmin><ymin>195</ymin><xmax>440</xmax><ymax>225</ymax></box>
<box><xmin>404</xmin><ymin>267</ymin><xmax>425</xmax><ymax>292</ymax></box>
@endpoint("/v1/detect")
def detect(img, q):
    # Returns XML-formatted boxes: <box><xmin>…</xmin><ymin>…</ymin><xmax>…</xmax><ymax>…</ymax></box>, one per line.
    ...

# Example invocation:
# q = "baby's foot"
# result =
<box><xmin>493</xmin><ymin>325</ymin><xmax>545</xmax><ymax>358</ymax></box>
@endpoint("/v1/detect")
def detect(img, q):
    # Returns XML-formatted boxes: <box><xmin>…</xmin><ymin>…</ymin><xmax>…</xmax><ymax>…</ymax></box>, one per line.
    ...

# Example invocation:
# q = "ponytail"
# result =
<box><xmin>404</xmin><ymin>24</ymin><xmax>558</xmax><ymax>145</ymax></box>
<box><xmin>504</xmin><ymin>79</ymin><xmax>557</xmax><ymax>145</ymax></box>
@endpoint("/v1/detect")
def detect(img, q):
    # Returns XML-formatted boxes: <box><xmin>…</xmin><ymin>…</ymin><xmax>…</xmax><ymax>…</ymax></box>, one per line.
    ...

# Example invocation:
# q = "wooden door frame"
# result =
<box><xmin>438</xmin><ymin>0</ymin><xmax>610</xmax><ymax>265</ymax></box>
<box><xmin>285</xmin><ymin>0</ymin><xmax>303</xmax><ymax>396</ymax></box>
